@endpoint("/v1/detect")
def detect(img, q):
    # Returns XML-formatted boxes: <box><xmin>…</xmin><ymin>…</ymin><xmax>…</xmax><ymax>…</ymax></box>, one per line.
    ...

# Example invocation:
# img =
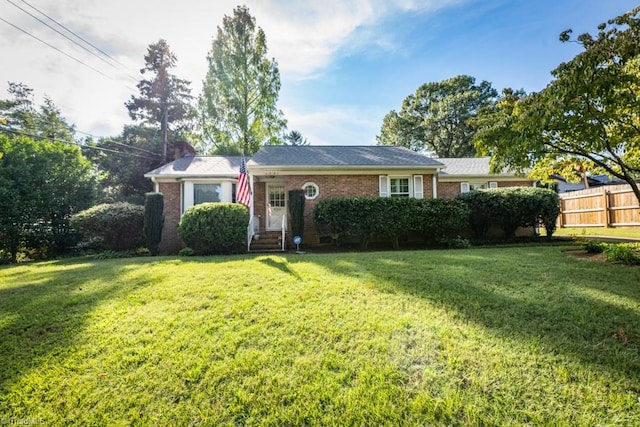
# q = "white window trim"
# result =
<box><xmin>380</xmin><ymin>175</ymin><xmax>425</xmax><ymax>199</ymax></box>
<box><xmin>460</xmin><ymin>182</ymin><xmax>470</xmax><ymax>193</ymax></box>
<box><xmin>302</xmin><ymin>182</ymin><xmax>319</xmax><ymax>200</ymax></box>
<box><xmin>413</xmin><ymin>175</ymin><xmax>424</xmax><ymax>199</ymax></box>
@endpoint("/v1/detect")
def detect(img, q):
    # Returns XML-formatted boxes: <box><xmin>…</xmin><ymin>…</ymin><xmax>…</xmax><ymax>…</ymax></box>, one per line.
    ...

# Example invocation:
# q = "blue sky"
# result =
<box><xmin>1</xmin><ymin>0</ymin><xmax>637</xmax><ymax>147</ymax></box>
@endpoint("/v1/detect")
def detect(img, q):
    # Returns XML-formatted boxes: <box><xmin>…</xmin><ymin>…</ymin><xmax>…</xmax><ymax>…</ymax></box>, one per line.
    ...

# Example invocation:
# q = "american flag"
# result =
<box><xmin>236</xmin><ymin>155</ymin><xmax>251</xmax><ymax>207</ymax></box>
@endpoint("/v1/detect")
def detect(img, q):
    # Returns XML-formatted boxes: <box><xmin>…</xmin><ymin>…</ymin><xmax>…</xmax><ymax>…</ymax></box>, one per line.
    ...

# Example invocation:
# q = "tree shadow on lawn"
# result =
<box><xmin>0</xmin><ymin>258</ymin><xmax>163</xmax><ymax>396</ymax></box>
<box><xmin>312</xmin><ymin>247</ymin><xmax>640</xmax><ymax>378</ymax></box>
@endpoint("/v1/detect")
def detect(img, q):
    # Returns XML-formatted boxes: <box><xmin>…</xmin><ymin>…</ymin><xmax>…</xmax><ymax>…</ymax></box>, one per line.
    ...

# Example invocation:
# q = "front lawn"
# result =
<box><xmin>1</xmin><ymin>246</ymin><xmax>639</xmax><ymax>425</ymax></box>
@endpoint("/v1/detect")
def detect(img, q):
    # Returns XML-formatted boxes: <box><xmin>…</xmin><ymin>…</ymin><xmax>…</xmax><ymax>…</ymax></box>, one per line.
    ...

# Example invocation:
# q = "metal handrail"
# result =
<box><xmin>281</xmin><ymin>214</ymin><xmax>286</xmax><ymax>251</ymax></box>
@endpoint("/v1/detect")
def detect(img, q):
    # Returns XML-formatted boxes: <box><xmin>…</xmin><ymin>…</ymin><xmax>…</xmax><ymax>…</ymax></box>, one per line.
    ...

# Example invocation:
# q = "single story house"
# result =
<box><xmin>145</xmin><ymin>146</ymin><xmax>535</xmax><ymax>253</ymax></box>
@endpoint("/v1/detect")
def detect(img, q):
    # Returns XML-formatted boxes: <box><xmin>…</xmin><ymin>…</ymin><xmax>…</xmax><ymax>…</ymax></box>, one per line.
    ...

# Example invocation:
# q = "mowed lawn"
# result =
<box><xmin>1</xmin><ymin>246</ymin><xmax>639</xmax><ymax>426</ymax></box>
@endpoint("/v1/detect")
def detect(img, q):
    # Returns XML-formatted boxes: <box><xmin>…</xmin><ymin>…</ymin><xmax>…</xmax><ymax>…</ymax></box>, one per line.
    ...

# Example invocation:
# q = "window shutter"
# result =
<box><xmin>413</xmin><ymin>175</ymin><xmax>424</xmax><ymax>199</ymax></box>
<box><xmin>460</xmin><ymin>182</ymin><xmax>470</xmax><ymax>193</ymax></box>
<box><xmin>379</xmin><ymin>175</ymin><xmax>389</xmax><ymax>197</ymax></box>
<box><xmin>489</xmin><ymin>181</ymin><xmax>498</xmax><ymax>189</ymax></box>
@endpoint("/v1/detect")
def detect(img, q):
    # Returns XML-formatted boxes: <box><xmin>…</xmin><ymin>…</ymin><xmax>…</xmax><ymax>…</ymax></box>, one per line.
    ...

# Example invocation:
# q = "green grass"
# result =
<box><xmin>553</xmin><ymin>226</ymin><xmax>640</xmax><ymax>239</ymax></box>
<box><xmin>1</xmin><ymin>246</ymin><xmax>639</xmax><ymax>426</ymax></box>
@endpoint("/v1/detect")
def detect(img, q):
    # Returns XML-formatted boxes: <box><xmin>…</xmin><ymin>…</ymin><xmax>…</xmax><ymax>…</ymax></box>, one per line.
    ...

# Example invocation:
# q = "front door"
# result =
<box><xmin>266</xmin><ymin>184</ymin><xmax>286</xmax><ymax>231</ymax></box>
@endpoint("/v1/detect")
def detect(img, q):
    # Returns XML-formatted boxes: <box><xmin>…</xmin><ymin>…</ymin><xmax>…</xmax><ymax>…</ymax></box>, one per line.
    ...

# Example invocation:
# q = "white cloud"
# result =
<box><xmin>283</xmin><ymin>104</ymin><xmax>386</xmax><ymax>146</ymax></box>
<box><xmin>0</xmin><ymin>0</ymin><xmax>465</xmax><ymax>142</ymax></box>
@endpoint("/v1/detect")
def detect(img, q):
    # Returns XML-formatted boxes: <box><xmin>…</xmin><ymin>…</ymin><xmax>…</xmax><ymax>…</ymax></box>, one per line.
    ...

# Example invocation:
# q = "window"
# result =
<box><xmin>470</xmin><ymin>183</ymin><xmax>487</xmax><ymax>191</ymax></box>
<box><xmin>390</xmin><ymin>177</ymin><xmax>410</xmax><ymax>197</ymax></box>
<box><xmin>303</xmin><ymin>182</ymin><xmax>319</xmax><ymax>200</ymax></box>
<box><xmin>461</xmin><ymin>182</ymin><xmax>497</xmax><ymax>193</ymax></box>
<box><xmin>268</xmin><ymin>185</ymin><xmax>286</xmax><ymax>208</ymax></box>
<box><xmin>194</xmin><ymin>183</ymin><xmax>221</xmax><ymax>204</ymax></box>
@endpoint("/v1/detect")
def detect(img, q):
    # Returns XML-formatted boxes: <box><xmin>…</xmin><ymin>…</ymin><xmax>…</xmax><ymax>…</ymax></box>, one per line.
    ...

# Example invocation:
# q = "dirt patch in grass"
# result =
<box><xmin>563</xmin><ymin>248</ymin><xmax>607</xmax><ymax>263</ymax></box>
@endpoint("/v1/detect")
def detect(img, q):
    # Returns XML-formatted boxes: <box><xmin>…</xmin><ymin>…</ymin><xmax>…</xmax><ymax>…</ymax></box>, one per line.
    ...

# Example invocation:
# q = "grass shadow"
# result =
<box><xmin>315</xmin><ymin>246</ymin><xmax>640</xmax><ymax>378</ymax></box>
<box><xmin>0</xmin><ymin>258</ymin><xmax>163</xmax><ymax>395</ymax></box>
<box><xmin>258</xmin><ymin>256</ymin><xmax>302</xmax><ymax>280</ymax></box>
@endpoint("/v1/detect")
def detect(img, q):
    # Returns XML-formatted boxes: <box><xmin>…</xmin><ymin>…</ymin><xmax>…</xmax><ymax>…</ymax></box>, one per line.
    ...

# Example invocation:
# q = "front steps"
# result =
<box><xmin>249</xmin><ymin>232</ymin><xmax>285</xmax><ymax>252</ymax></box>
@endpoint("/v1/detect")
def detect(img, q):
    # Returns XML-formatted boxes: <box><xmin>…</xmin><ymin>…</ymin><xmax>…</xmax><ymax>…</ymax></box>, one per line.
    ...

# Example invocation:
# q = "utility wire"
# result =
<box><xmin>0</xmin><ymin>16</ymin><xmax>116</xmax><ymax>81</ymax></box>
<box><xmin>0</xmin><ymin>126</ymin><xmax>158</xmax><ymax>160</ymax></box>
<box><xmin>75</xmin><ymin>129</ymin><xmax>161</xmax><ymax>157</ymax></box>
<box><xmin>7</xmin><ymin>0</ymin><xmax>119</xmax><ymax>72</ymax></box>
<box><xmin>17</xmin><ymin>0</ymin><xmax>141</xmax><ymax>84</ymax></box>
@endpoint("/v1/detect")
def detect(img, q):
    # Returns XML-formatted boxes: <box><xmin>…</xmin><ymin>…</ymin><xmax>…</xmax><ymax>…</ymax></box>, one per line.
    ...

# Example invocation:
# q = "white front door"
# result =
<box><xmin>266</xmin><ymin>184</ymin><xmax>286</xmax><ymax>231</ymax></box>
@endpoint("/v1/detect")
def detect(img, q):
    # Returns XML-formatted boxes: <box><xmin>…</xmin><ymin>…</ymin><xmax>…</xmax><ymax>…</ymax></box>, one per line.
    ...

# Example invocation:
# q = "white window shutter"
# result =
<box><xmin>460</xmin><ymin>182</ymin><xmax>470</xmax><ymax>193</ymax></box>
<box><xmin>413</xmin><ymin>175</ymin><xmax>424</xmax><ymax>199</ymax></box>
<box><xmin>489</xmin><ymin>181</ymin><xmax>498</xmax><ymax>189</ymax></box>
<box><xmin>379</xmin><ymin>175</ymin><xmax>389</xmax><ymax>197</ymax></box>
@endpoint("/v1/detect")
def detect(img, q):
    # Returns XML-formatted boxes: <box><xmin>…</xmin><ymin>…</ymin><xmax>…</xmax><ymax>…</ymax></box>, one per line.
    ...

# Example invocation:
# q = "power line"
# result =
<box><xmin>7</xmin><ymin>0</ymin><xmax>119</xmax><ymax>72</ymax></box>
<box><xmin>0</xmin><ymin>16</ymin><xmax>116</xmax><ymax>82</ymax></box>
<box><xmin>0</xmin><ymin>126</ymin><xmax>158</xmax><ymax>160</ymax></box>
<box><xmin>74</xmin><ymin>129</ymin><xmax>162</xmax><ymax>157</ymax></box>
<box><xmin>17</xmin><ymin>0</ymin><xmax>141</xmax><ymax>84</ymax></box>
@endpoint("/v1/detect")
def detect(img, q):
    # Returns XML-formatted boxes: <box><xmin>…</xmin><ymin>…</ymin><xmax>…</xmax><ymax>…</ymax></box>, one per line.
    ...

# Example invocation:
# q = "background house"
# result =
<box><xmin>146</xmin><ymin>148</ymin><xmax>535</xmax><ymax>252</ymax></box>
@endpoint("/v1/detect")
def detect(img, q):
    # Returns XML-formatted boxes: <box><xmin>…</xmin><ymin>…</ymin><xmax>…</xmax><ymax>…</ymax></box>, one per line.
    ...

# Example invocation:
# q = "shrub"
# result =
<box><xmin>71</xmin><ymin>203</ymin><xmax>144</xmax><ymax>251</ymax></box>
<box><xmin>583</xmin><ymin>240</ymin><xmax>605</xmax><ymax>253</ymax></box>
<box><xmin>313</xmin><ymin>197</ymin><xmax>469</xmax><ymax>249</ymax></box>
<box><xmin>177</xmin><ymin>203</ymin><xmax>249</xmax><ymax>255</ymax></box>
<box><xmin>603</xmin><ymin>243</ymin><xmax>640</xmax><ymax>265</ymax></box>
<box><xmin>457</xmin><ymin>187</ymin><xmax>560</xmax><ymax>239</ymax></box>
<box><xmin>143</xmin><ymin>192</ymin><xmax>164</xmax><ymax>256</ymax></box>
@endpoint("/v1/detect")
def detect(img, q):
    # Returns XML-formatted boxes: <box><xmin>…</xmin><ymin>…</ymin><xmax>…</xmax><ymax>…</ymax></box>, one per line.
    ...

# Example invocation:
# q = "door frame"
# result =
<box><xmin>265</xmin><ymin>182</ymin><xmax>287</xmax><ymax>231</ymax></box>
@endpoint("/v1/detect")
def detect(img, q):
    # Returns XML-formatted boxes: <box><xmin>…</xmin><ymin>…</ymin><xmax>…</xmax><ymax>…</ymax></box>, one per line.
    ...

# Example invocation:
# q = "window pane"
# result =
<box><xmin>194</xmin><ymin>184</ymin><xmax>221</xmax><ymax>204</ymax></box>
<box><xmin>390</xmin><ymin>178</ymin><xmax>409</xmax><ymax>197</ymax></box>
<box><xmin>268</xmin><ymin>186</ymin><xmax>286</xmax><ymax>207</ymax></box>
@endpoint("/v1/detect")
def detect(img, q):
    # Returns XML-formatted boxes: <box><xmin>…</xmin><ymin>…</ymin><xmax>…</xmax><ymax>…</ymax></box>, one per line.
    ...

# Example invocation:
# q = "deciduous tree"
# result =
<box><xmin>0</xmin><ymin>135</ymin><xmax>95</xmax><ymax>261</ymax></box>
<box><xmin>199</xmin><ymin>5</ymin><xmax>286</xmax><ymax>155</ymax></box>
<box><xmin>377</xmin><ymin>75</ymin><xmax>497</xmax><ymax>157</ymax></box>
<box><xmin>476</xmin><ymin>7</ymin><xmax>640</xmax><ymax>202</ymax></box>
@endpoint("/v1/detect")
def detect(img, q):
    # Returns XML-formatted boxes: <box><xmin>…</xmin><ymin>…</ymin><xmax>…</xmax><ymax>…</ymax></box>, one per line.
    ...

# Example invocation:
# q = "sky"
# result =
<box><xmin>0</xmin><ymin>0</ymin><xmax>638</xmax><ymax>147</ymax></box>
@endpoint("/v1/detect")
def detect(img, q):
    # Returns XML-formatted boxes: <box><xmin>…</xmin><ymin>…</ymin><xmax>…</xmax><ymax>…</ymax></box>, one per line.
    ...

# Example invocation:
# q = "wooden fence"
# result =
<box><xmin>558</xmin><ymin>184</ymin><xmax>640</xmax><ymax>228</ymax></box>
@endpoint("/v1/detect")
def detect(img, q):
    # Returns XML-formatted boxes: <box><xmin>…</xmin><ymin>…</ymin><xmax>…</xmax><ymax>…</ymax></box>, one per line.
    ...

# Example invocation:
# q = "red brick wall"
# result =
<box><xmin>284</xmin><ymin>174</ymin><xmax>435</xmax><ymax>245</ymax></box>
<box><xmin>158</xmin><ymin>182</ymin><xmax>184</xmax><ymax>253</ymax></box>
<box><xmin>439</xmin><ymin>180</ymin><xmax>534</xmax><ymax>199</ymax></box>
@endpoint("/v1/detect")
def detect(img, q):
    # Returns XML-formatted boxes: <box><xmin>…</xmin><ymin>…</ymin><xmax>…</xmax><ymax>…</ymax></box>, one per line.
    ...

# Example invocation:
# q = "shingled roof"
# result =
<box><xmin>144</xmin><ymin>156</ymin><xmax>243</xmax><ymax>179</ymax></box>
<box><xmin>248</xmin><ymin>146</ymin><xmax>444</xmax><ymax>168</ymax></box>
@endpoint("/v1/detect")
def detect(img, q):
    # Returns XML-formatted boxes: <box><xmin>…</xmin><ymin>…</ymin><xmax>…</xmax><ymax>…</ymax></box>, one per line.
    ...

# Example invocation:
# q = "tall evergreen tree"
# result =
<box><xmin>200</xmin><ymin>5</ymin><xmax>286</xmax><ymax>155</ymax></box>
<box><xmin>126</xmin><ymin>39</ymin><xmax>194</xmax><ymax>163</ymax></box>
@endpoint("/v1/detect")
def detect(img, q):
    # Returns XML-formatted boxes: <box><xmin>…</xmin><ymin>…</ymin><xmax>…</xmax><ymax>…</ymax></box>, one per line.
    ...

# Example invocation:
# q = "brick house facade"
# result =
<box><xmin>145</xmin><ymin>148</ymin><xmax>534</xmax><ymax>253</ymax></box>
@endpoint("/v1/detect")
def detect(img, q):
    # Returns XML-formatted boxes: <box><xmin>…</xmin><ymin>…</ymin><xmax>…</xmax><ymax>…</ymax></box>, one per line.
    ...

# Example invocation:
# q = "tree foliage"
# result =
<box><xmin>199</xmin><ymin>5</ymin><xmax>286</xmax><ymax>155</ymax></box>
<box><xmin>86</xmin><ymin>125</ymin><xmax>163</xmax><ymax>204</ymax></box>
<box><xmin>0</xmin><ymin>82</ymin><xmax>75</xmax><ymax>142</ymax></box>
<box><xmin>125</xmin><ymin>39</ymin><xmax>195</xmax><ymax>163</ymax></box>
<box><xmin>283</xmin><ymin>130</ymin><xmax>309</xmax><ymax>146</ymax></box>
<box><xmin>378</xmin><ymin>75</ymin><xmax>497</xmax><ymax>157</ymax></box>
<box><xmin>0</xmin><ymin>135</ymin><xmax>95</xmax><ymax>262</ymax></box>
<box><xmin>476</xmin><ymin>7</ymin><xmax>640</xmax><ymax>202</ymax></box>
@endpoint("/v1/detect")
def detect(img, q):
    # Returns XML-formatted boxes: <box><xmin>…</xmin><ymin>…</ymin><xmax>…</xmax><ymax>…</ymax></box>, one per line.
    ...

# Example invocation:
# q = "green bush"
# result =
<box><xmin>603</xmin><ymin>243</ymin><xmax>640</xmax><ymax>265</ymax></box>
<box><xmin>143</xmin><ymin>192</ymin><xmax>164</xmax><ymax>256</ymax></box>
<box><xmin>457</xmin><ymin>187</ymin><xmax>560</xmax><ymax>239</ymax></box>
<box><xmin>71</xmin><ymin>203</ymin><xmax>144</xmax><ymax>251</ymax></box>
<box><xmin>313</xmin><ymin>197</ymin><xmax>469</xmax><ymax>249</ymax></box>
<box><xmin>177</xmin><ymin>203</ymin><xmax>249</xmax><ymax>255</ymax></box>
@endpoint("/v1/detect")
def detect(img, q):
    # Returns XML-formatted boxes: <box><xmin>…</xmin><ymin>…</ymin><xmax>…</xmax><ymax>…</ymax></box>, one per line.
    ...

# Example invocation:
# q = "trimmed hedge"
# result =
<box><xmin>313</xmin><ymin>197</ymin><xmax>470</xmax><ymax>248</ymax></box>
<box><xmin>70</xmin><ymin>202</ymin><xmax>144</xmax><ymax>251</ymax></box>
<box><xmin>457</xmin><ymin>187</ymin><xmax>560</xmax><ymax>239</ymax></box>
<box><xmin>178</xmin><ymin>203</ymin><xmax>249</xmax><ymax>255</ymax></box>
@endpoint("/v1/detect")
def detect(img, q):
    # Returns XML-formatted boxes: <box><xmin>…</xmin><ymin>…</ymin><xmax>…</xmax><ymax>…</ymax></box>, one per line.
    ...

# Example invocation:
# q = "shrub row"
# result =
<box><xmin>70</xmin><ymin>202</ymin><xmax>144</xmax><ymax>251</ymax></box>
<box><xmin>313</xmin><ymin>197</ymin><xmax>470</xmax><ymax>248</ymax></box>
<box><xmin>178</xmin><ymin>203</ymin><xmax>249</xmax><ymax>255</ymax></box>
<box><xmin>457</xmin><ymin>187</ymin><xmax>560</xmax><ymax>239</ymax></box>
